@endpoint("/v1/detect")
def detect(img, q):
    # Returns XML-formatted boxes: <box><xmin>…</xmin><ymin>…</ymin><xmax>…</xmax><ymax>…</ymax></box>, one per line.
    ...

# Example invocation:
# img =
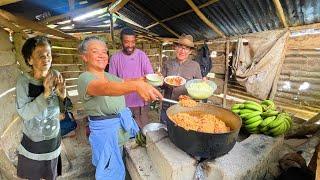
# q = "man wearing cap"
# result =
<box><xmin>160</xmin><ymin>34</ymin><xmax>202</xmax><ymax>125</ymax></box>
<box><xmin>109</xmin><ymin>28</ymin><xmax>154</xmax><ymax>128</ymax></box>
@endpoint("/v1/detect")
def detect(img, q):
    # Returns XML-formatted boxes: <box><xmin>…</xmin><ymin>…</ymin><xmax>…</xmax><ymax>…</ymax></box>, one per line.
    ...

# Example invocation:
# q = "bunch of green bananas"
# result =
<box><xmin>260</xmin><ymin>112</ymin><xmax>292</xmax><ymax>136</ymax></box>
<box><xmin>231</xmin><ymin>100</ymin><xmax>292</xmax><ymax>136</ymax></box>
<box><xmin>135</xmin><ymin>132</ymin><xmax>146</xmax><ymax>147</ymax></box>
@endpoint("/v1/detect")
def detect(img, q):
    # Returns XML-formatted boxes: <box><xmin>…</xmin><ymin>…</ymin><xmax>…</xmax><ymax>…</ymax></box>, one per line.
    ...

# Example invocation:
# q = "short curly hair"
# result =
<box><xmin>78</xmin><ymin>36</ymin><xmax>106</xmax><ymax>55</ymax></box>
<box><xmin>21</xmin><ymin>36</ymin><xmax>51</xmax><ymax>66</ymax></box>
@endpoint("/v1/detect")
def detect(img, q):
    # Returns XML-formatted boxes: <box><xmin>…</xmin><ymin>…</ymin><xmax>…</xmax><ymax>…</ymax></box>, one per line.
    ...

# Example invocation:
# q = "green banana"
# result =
<box><xmin>283</xmin><ymin>118</ymin><xmax>291</xmax><ymax>132</ymax></box>
<box><xmin>261</xmin><ymin>100</ymin><xmax>276</xmax><ymax>110</ymax></box>
<box><xmin>245</xmin><ymin>119</ymin><xmax>263</xmax><ymax>129</ymax></box>
<box><xmin>270</xmin><ymin>123</ymin><xmax>286</xmax><ymax>136</ymax></box>
<box><xmin>261</xmin><ymin>104</ymin><xmax>268</xmax><ymax>111</ymax></box>
<box><xmin>286</xmin><ymin>117</ymin><xmax>292</xmax><ymax>126</ymax></box>
<box><xmin>283</xmin><ymin>114</ymin><xmax>292</xmax><ymax>125</ymax></box>
<box><xmin>231</xmin><ymin>103</ymin><xmax>244</xmax><ymax>110</ymax></box>
<box><xmin>135</xmin><ymin>135</ymin><xmax>142</xmax><ymax>145</ymax></box>
<box><xmin>244</xmin><ymin>103</ymin><xmax>263</xmax><ymax>112</ymax></box>
<box><xmin>268</xmin><ymin>115</ymin><xmax>286</xmax><ymax>128</ymax></box>
<box><xmin>261</xmin><ymin>99</ymin><xmax>274</xmax><ymax>106</ymax></box>
<box><xmin>261</xmin><ymin>110</ymin><xmax>279</xmax><ymax>117</ymax></box>
<box><xmin>136</xmin><ymin>132</ymin><xmax>146</xmax><ymax>146</ymax></box>
<box><xmin>239</xmin><ymin>109</ymin><xmax>255</xmax><ymax>115</ymax></box>
<box><xmin>246</xmin><ymin>126</ymin><xmax>259</xmax><ymax>132</ymax></box>
<box><xmin>247</xmin><ymin>129</ymin><xmax>260</xmax><ymax>134</ymax></box>
<box><xmin>245</xmin><ymin>111</ymin><xmax>262</xmax><ymax>119</ymax></box>
<box><xmin>245</xmin><ymin>115</ymin><xmax>262</xmax><ymax>125</ymax></box>
<box><xmin>240</xmin><ymin>113</ymin><xmax>252</xmax><ymax>119</ymax></box>
<box><xmin>269</xmin><ymin>122</ymin><xmax>285</xmax><ymax>134</ymax></box>
<box><xmin>259</xmin><ymin>116</ymin><xmax>277</xmax><ymax>128</ymax></box>
<box><xmin>244</xmin><ymin>101</ymin><xmax>261</xmax><ymax>107</ymax></box>
<box><xmin>232</xmin><ymin>109</ymin><xmax>241</xmax><ymax>114</ymax></box>
<box><xmin>260</xmin><ymin>126</ymin><xmax>269</xmax><ymax>133</ymax></box>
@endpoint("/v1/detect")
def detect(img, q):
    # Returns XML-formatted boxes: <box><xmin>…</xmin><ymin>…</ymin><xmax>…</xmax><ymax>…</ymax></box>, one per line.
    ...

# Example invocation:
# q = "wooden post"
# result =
<box><xmin>185</xmin><ymin>0</ymin><xmax>225</xmax><ymax>38</ymax></box>
<box><xmin>0</xmin><ymin>0</ymin><xmax>21</xmax><ymax>6</ymax></box>
<box><xmin>159</xmin><ymin>44</ymin><xmax>163</xmax><ymax>72</ymax></box>
<box><xmin>110</xmin><ymin>13</ymin><xmax>115</xmax><ymax>48</ymax></box>
<box><xmin>0</xmin><ymin>9</ymin><xmax>77</xmax><ymax>39</ymax></box>
<box><xmin>108</xmin><ymin>0</ymin><xmax>130</xmax><ymax>13</ymax></box>
<box><xmin>223</xmin><ymin>39</ymin><xmax>230</xmax><ymax>108</ymax></box>
<box><xmin>316</xmin><ymin>147</ymin><xmax>320</xmax><ymax>180</ymax></box>
<box><xmin>272</xmin><ymin>0</ymin><xmax>288</xmax><ymax>28</ymax></box>
<box><xmin>0</xmin><ymin>16</ymin><xmax>27</xmax><ymax>37</ymax></box>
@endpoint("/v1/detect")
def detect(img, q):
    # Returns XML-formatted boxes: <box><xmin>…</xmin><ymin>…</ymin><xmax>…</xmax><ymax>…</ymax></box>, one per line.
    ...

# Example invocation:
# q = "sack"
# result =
<box><xmin>195</xmin><ymin>44</ymin><xmax>212</xmax><ymax>77</ymax></box>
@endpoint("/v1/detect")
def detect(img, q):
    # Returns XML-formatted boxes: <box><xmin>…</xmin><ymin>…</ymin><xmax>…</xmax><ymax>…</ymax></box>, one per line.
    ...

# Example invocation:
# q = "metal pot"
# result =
<box><xmin>166</xmin><ymin>103</ymin><xmax>241</xmax><ymax>159</ymax></box>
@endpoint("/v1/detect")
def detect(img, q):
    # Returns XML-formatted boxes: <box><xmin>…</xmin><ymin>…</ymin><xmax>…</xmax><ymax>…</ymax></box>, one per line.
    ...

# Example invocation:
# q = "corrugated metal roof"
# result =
<box><xmin>118</xmin><ymin>2</ymin><xmax>154</xmax><ymax>27</ymax></box>
<box><xmin>121</xmin><ymin>0</ymin><xmax>320</xmax><ymax>40</ymax></box>
<box><xmin>165</xmin><ymin>13</ymin><xmax>217</xmax><ymax>40</ymax></box>
<box><xmin>201</xmin><ymin>0</ymin><xmax>281</xmax><ymax>35</ymax></box>
<box><xmin>149</xmin><ymin>25</ymin><xmax>173</xmax><ymax>38</ymax></box>
<box><xmin>281</xmin><ymin>0</ymin><xmax>320</xmax><ymax>26</ymax></box>
<box><xmin>2</xmin><ymin>0</ymin><xmax>320</xmax><ymax>40</ymax></box>
<box><xmin>134</xmin><ymin>0</ymin><xmax>190</xmax><ymax>20</ymax></box>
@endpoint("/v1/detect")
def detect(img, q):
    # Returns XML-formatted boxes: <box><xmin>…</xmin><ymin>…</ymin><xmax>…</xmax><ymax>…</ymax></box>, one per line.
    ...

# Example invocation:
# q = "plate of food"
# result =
<box><xmin>164</xmin><ymin>76</ymin><xmax>186</xmax><ymax>87</ymax></box>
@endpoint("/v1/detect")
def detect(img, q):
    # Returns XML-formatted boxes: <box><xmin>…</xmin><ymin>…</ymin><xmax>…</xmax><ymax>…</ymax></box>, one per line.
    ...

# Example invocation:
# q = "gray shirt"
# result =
<box><xmin>162</xmin><ymin>59</ymin><xmax>202</xmax><ymax>101</ymax></box>
<box><xmin>16</xmin><ymin>72</ymin><xmax>61</xmax><ymax>160</ymax></box>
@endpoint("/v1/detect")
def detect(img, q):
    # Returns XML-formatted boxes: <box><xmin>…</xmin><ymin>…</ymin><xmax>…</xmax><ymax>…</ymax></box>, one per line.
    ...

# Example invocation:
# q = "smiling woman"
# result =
<box><xmin>16</xmin><ymin>36</ymin><xmax>66</xmax><ymax>180</ymax></box>
<box><xmin>77</xmin><ymin>36</ymin><xmax>162</xmax><ymax>179</ymax></box>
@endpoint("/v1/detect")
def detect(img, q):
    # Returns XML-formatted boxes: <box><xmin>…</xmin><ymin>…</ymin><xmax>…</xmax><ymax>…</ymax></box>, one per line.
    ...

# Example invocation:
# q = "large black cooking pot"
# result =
<box><xmin>166</xmin><ymin>103</ymin><xmax>241</xmax><ymax>159</ymax></box>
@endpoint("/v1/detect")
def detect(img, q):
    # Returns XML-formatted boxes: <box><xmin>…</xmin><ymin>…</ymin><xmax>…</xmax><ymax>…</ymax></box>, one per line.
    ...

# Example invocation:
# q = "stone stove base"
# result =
<box><xmin>125</xmin><ymin>129</ymin><xmax>284</xmax><ymax>180</ymax></box>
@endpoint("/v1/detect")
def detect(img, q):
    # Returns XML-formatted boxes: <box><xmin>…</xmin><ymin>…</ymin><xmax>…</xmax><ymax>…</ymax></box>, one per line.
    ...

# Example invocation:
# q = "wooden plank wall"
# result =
<box><xmin>0</xmin><ymin>29</ymin><xmax>23</xmax><ymax>179</ymax></box>
<box><xmin>50</xmin><ymin>39</ymin><xmax>83</xmax><ymax>108</ymax></box>
<box><xmin>201</xmin><ymin>34</ymin><xmax>320</xmax><ymax>120</ymax></box>
<box><xmin>207</xmin><ymin>42</ymin><xmax>228</xmax><ymax>95</ymax></box>
<box><xmin>275</xmin><ymin>34</ymin><xmax>320</xmax><ymax>113</ymax></box>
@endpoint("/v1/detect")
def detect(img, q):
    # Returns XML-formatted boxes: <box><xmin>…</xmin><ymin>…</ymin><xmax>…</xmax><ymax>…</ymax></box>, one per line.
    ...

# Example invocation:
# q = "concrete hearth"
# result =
<box><xmin>125</xmin><ymin>129</ymin><xmax>284</xmax><ymax>180</ymax></box>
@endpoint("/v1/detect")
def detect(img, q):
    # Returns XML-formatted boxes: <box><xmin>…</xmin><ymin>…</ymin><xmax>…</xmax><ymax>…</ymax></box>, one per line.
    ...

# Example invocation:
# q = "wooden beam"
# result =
<box><xmin>0</xmin><ymin>15</ymin><xmax>27</xmax><ymax>37</ymax></box>
<box><xmin>42</xmin><ymin>0</ymin><xmax>114</xmax><ymax>24</ymax></box>
<box><xmin>0</xmin><ymin>0</ymin><xmax>21</xmax><ymax>6</ymax></box>
<box><xmin>108</xmin><ymin>0</ymin><xmax>129</xmax><ymax>13</ymax></box>
<box><xmin>289</xmin><ymin>22</ymin><xmax>320</xmax><ymax>31</ymax></box>
<box><xmin>130</xmin><ymin>1</ymin><xmax>179</xmax><ymax>37</ymax></box>
<box><xmin>272</xmin><ymin>0</ymin><xmax>288</xmax><ymax>28</ymax></box>
<box><xmin>0</xmin><ymin>9</ymin><xmax>77</xmax><ymax>39</ymax></box>
<box><xmin>316</xmin><ymin>145</ymin><xmax>320</xmax><ymax>180</ymax></box>
<box><xmin>146</xmin><ymin>0</ymin><xmax>219</xmax><ymax>29</ymax></box>
<box><xmin>186</xmin><ymin>0</ymin><xmax>225</xmax><ymax>38</ymax></box>
<box><xmin>110</xmin><ymin>13</ymin><xmax>115</xmax><ymax>48</ymax></box>
<box><xmin>223</xmin><ymin>40</ymin><xmax>230</xmax><ymax>108</ymax></box>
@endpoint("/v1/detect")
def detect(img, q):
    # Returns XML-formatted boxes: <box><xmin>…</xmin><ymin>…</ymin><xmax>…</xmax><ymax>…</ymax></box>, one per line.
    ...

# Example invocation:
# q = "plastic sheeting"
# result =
<box><xmin>232</xmin><ymin>30</ymin><xmax>289</xmax><ymax>99</ymax></box>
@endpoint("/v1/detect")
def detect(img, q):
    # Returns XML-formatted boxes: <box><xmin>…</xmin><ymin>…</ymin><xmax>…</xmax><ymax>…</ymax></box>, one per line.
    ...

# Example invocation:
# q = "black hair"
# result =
<box><xmin>120</xmin><ymin>27</ymin><xmax>135</xmax><ymax>40</ymax></box>
<box><xmin>21</xmin><ymin>36</ymin><xmax>51</xmax><ymax>66</ymax></box>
